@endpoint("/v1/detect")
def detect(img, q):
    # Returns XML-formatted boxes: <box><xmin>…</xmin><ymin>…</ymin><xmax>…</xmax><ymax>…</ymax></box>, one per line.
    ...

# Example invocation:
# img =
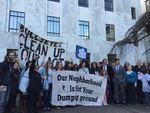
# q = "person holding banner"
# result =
<box><xmin>79</xmin><ymin>61</ymin><xmax>89</xmax><ymax>74</ymax></box>
<box><xmin>100</xmin><ymin>59</ymin><xmax>114</xmax><ymax>104</ymax></box>
<box><xmin>54</xmin><ymin>61</ymin><xmax>63</xmax><ymax>110</ymax></box>
<box><xmin>99</xmin><ymin>69</ymin><xmax>108</xmax><ymax>106</ymax></box>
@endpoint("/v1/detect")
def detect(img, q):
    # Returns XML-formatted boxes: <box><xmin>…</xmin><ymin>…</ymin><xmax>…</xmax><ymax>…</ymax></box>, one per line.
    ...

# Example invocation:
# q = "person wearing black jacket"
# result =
<box><xmin>0</xmin><ymin>52</ymin><xmax>16</xmax><ymax>113</ymax></box>
<box><xmin>27</xmin><ymin>58</ymin><xmax>41</xmax><ymax>113</ymax></box>
<box><xmin>134</xmin><ymin>60</ymin><xmax>143</xmax><ymax>104</ymax></box>
<box><xmin>5</xmin><ymin>62</ymin><xmax>20</xmax><ymax>113</ymax></box>
<box><xmin>100</xmin><ymin>59</ymin><xmax>114</xmax><ymax>104</ymax></box>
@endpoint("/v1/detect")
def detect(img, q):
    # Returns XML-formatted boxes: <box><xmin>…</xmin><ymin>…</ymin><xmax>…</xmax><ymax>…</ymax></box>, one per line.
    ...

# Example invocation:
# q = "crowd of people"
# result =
<box><xmin>0</xmin><ymin>52</ymin><xmax>150</xmax><ymax>113</ymax></box>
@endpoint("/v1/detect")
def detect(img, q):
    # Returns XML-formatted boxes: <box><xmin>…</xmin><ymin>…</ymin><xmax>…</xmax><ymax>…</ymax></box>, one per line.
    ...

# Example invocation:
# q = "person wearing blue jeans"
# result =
<box><xmin>0</xmin><ymin>52</ymin><xmax>16</xmax><ymax>113</ymax></box>
<box><xmin>42</xmin><ymin>83</ymin><xmax>52</xmax><ymax>111</ymax></box>
<box><xmin>144</xmin><ymin>92</ymin><xmax>150</xmax><ymax>105</ymax></box>
<box><xmin>0</xmin><ymin>89</ymin><xmax>6</xmax><ymax>113</ymax></box>
<box><xmin>43</xmin><ymin>80</ymin><xmax>50</xmax><ymax>111</ymax></box>
<box><xmin>0</xmin><ymin>86</ymin><xmax>11</xmax><ymax>113</ymax></box>
<box><xmin>43</xmin><ymin>61</ymin><xmax>53</xmax><ymax>111</ymax></box>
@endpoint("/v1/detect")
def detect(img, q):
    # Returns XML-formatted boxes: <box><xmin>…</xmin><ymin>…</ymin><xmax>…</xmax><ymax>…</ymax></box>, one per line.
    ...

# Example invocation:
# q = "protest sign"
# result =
<box><xmin>52</xmin><ymin>71</ymin><xmax>107</xmax><ymax>106</ymax></box>
<box><xmin>19</xmin><ymin>24</ymin><xmax>66</xmax><ymax>66</ymax></box>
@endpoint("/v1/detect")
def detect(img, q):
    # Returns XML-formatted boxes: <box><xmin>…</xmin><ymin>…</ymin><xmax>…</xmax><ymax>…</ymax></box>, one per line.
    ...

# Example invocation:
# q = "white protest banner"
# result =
<box><xmin>19</xmin><ymin>24</ymin><xmax>66</xmax><ymax>66</ymax></box>
<box><xmin>52</xmin><ymin>71</ymin><xmax>107</xmax><ymax>106</ymax></box>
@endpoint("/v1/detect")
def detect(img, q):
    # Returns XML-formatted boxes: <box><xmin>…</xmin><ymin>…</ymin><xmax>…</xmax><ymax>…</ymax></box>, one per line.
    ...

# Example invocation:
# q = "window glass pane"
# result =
<box><xmin>55</xmin><ymin>17</ymin><xmax>59</xmax><ymax>21</ymax></box>
<box><xmin>54</xmin><ymin>22</ymin><xmax>57</xmax><ymax>33</ymax></box>
<box><xmin>9</xmin><ymin>17</ymin><xmax>15</xmax><ymax>28</ymax></box>
<box><xmin>50</xmin><ymin>21</ymin><xmax>53</xmax><ymax>32</ymax></box>
<box><xmin>55</xmin><ymin>23</ymin><xmax>58</xmax><ymax>33</ymax></box>
<box><xmin>18</xmin><ymin>18</ymin><xmax>21</xmax><ymax>24</ymax></box>
<box><xmin>11</xmin><ymin>11</ymin><xmax>17</xmax><ymax>16</ymax></box>
<box><xmin>22</xmin><ymin>18</ymin><xmax>25</xmax><ymax>25</ymax></box>
<box><xmin>85</xmin><ymin>26</ymin><xmax>89</xmax><ymax>36</ymax></box>
<box><xmin>13</xmin><ymin>17</ymin><xmax>17</xmax><ymax>29</ymax></box>
<box><xmin>110</xmin><ymin>29</ymin><xmax>113</xmax><ymax>38</ymax></box>
<box><xmin>81</xmin><ymin>26</ymin><xmax>83</xmax><ymax>36</ymax></box>
<box><xmin>18</xmin><ymin>12</ymin><xmax>22</xmax><ymax>17</ymax></box>
<box><xmin>53</xmin><ymin>17</ymin><xmax>57</xmax><ymax>21</ymax></box>
<box><xmin>47</xmin><ymin>22</ymin><xmax>50</xmax><ymax>32</ymax></box>
<box><xmin>56</xmin><ymin>23</ymin><xmax>59</xmax><ymax>33</ymax></box>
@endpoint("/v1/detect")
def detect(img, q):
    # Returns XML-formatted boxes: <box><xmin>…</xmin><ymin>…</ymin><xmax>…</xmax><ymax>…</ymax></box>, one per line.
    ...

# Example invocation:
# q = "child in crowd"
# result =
<box><xmin>100</xmin><ymin>69</ymin><xmax>108</xmax><ymax>106</ymax></box>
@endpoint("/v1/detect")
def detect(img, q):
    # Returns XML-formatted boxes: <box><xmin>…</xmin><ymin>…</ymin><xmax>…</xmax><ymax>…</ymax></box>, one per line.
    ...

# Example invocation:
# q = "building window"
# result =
<box><xmin>48</xmin><ymin>0</ymin><xmax>60</xmax><ymax>2</ymax></box>
<box><xmin>106</xmin><ymin>24</ymin><xmax>115</xmax><ymax>41</ymax></box>
<box><xmin>131</xmin><ymin>7</ymin><xmax>136</xmax><ymax>19</ymax></box>
<box><xmin>47</xmin><ymin>16</ymin><xmax>60</xmax><ymax>37</ymax></box>
<box><xmin>78</xmin><ymin>0</ymin><xmax>89</xmax><ymax>7</ymax></box>
<box><xmin>105</xmin><ymin>0</ymin><xmax>113</xmax><ymax>11</ymax></box>
<box><xmin>9</xmin><ymin>10</ymin><xmax>25</xmax><ymax>32</ymax></box>
<box><xmin>79</xmin><ymin>20</ymin><xmax>89</xmax><ymax>39</ymax></box>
